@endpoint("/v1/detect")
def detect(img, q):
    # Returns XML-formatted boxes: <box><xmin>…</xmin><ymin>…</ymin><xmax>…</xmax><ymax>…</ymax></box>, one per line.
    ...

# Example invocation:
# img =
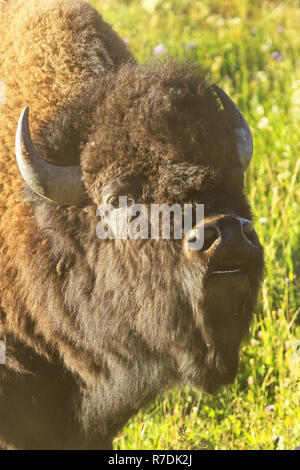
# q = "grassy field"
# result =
<box><xmin>90</xmin><ymin>0</ymin><xmax>300</xmax><ymax>450</ymax></box>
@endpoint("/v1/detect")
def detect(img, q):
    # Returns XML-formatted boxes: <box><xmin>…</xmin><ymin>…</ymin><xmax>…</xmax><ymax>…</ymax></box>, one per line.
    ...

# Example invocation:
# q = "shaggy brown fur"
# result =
<box><xmin>0</xmin><ymin>0</ymin><xmax>264</xmax><ymax>449</ymax></box>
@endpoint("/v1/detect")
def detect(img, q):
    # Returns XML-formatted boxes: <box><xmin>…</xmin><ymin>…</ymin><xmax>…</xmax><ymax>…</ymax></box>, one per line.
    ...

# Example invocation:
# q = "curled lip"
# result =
<box><xmin>212</xmin><ymin>268</ymin><xmax>242</xmax><ymax>274</ymax></box>
<box><xmin>210</xmin><ymin>270</ymin><xmax>247</xmax><ymax>280</ymax></box>
<box><xmin>207</xmin><ymin>262</ymin><xmax>248</xmax><ymax>280</ymax></box>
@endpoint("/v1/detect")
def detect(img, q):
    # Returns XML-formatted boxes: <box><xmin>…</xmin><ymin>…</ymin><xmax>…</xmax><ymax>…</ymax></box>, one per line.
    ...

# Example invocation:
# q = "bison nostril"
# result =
<box><xmin>242</xmin><ymin>220</ymin><xmax>255</xmax><ymax>242</ymax></box>
<box><xmin>187</xmin><ymin>226</ymin><xmax>218</xmax><ymax>252</ymax></box>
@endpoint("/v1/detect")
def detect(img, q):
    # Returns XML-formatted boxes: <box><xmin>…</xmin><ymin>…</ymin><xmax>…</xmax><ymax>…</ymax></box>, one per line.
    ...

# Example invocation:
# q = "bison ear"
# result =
<box><xmin>212</xmin><ymin>85</ymin><xmax>253</xmax><ymax>171</ymax></box>
<box><xmin>15</xmin><ymin>106</ymin><xmax>88</xmax><ymax>206</ymax></box>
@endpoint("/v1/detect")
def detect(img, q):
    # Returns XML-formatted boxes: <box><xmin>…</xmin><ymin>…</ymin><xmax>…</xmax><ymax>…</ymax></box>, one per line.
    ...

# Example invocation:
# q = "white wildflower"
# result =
<box><xmin>142</xmin><ymin>0</ymin><xmax>160</xmax><ymax>14</ymax></box>
<box><xmin>257</xmin><ymin>116</ymin><xmax>269</xmax><ymax>129</ymax></box>
<box><xmin>227</xmin><ymin>17</ymin><xmax>242</xmax><ymax>26</ymax></box>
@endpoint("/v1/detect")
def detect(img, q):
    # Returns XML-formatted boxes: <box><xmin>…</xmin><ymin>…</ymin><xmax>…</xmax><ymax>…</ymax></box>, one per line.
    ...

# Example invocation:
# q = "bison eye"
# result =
<box><xmin>108</xmin><ymin>196</ymin><xmax>135</xmax><ymax>210</ymax></box>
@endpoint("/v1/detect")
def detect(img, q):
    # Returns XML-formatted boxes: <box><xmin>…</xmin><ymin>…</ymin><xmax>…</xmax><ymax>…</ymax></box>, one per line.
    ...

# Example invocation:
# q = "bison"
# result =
<box><xmin>0</xmin><ymin>0</ymin><xmax>264</xmax><ymax>450</ymax></box>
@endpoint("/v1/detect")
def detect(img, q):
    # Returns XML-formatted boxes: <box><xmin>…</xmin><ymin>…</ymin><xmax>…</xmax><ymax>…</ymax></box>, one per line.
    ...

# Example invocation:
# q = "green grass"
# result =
<box><xmin>90</xmin><ymin>0</ymin><xmax>300</xmax><ymax>450</ymax></box>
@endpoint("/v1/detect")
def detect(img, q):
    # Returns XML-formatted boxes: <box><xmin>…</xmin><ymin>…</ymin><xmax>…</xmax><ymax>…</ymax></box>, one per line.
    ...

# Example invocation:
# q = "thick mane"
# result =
<box><xmin>81</xmin><ymin>61</ymin><xmax>239</xmax><ymax>195</ymax></box>
<box><xmin>0</xmin><ymin>1</ymin><xmax>135</xmax><ymax>447</ymax></box>
<box><xmin>0</xmin><ymin>0</ymin><xmax>137</xmax><ymax>449</ymax></box>
<box><xmin>0</xmin><ymin>0</ymin><xmax>134</xmax><ymax>198</ymax></box>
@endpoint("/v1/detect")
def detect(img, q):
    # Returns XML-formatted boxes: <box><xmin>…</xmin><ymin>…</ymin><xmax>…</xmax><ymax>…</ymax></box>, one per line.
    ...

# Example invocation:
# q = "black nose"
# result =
<box><xmin>185</xmin><ymin>215</ymin><xmax>260</xmax><ymax>262</ymax></box>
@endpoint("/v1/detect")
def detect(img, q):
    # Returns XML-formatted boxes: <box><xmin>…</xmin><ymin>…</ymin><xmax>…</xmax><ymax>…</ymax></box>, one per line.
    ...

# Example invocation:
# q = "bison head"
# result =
<box><xmin>15</xmin><ymin>63</ymin><xmax>263</xmax><ymax>400</ymax></box>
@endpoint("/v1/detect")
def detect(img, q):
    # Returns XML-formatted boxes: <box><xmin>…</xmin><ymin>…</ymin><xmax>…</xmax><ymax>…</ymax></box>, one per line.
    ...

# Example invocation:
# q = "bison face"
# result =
<box><xmin>15</xmin><ymin>63</ymin><xmax>264</xmax><ymax>395</ymax></box>
<box><xmin>89</xmin><ymin>164</ymin><xmax>263</xmax><ymax>394</ymax></box>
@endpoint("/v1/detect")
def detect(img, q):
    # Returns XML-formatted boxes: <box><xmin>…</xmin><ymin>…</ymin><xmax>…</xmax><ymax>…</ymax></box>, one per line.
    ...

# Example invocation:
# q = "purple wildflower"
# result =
<box><xmin>271</xmin><ymin>51</ymin><xmax>284</xmax><ymax>62</ymax></box>
<box><xmin>153</xmin><ymin>44</ymin><xmax>167</xmax><ymax>56</ymax></box>
<box><xmin>187</xmin><ymin>41</ymin><xmax>196</xmax><ymax>49</ymax></box>
<box><xmin>250</xmin><ymin>28</ymin><xmax>256</xmax><ymax>35</ymax></box>
<box><xmin>277</xmin><ymin>26</ymin><xmax>285</xmax><ymax>33</ymax></box>
<box><xmin>266</xmin><ymin>404</ymin><xmax>275</xmax><ymax>411</ymax></box>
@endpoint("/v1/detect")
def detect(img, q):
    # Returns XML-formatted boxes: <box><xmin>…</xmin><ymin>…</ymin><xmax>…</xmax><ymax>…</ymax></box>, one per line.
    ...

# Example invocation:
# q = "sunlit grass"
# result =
<box><xmin>90</xmin><ymin>0</ymin><xmax>300</xmax><ymax>450</ymax></box>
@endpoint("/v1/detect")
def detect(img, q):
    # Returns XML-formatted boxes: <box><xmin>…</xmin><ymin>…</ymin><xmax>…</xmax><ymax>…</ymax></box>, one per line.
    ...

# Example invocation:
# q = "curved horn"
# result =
<box><xmin>212</xmin><ymin>85</ymin><xmax>253</xmax><ymax>171</ymax></box>
<box><xmin>15</xmin><ymin>107</ymin><xmax>88</xmax><ymax>206</ymax></box>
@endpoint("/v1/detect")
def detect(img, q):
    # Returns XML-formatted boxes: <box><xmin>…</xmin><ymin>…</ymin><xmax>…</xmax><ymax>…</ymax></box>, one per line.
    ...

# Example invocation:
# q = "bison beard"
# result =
<box><xmin>0</xmin><ymin>0</ymin><xmax>264</xmax><ymax>449</ymax></box>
